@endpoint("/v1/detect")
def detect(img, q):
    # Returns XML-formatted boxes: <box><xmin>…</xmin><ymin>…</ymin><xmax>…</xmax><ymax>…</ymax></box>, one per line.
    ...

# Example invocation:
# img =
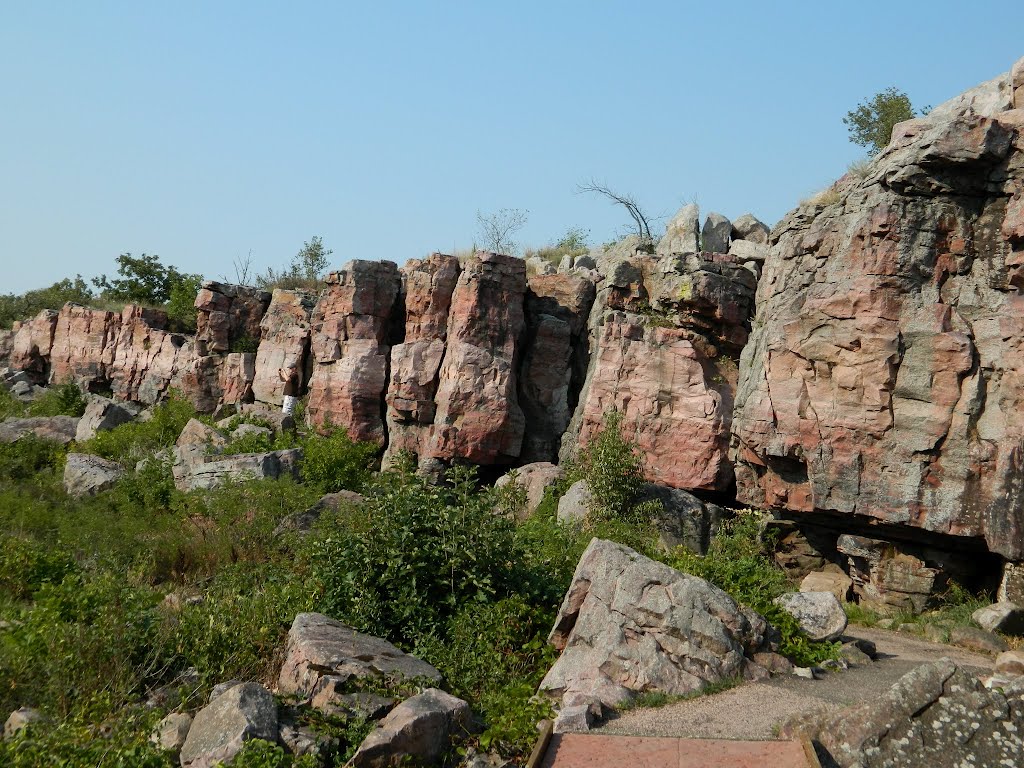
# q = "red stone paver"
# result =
<box><xmin>540</xmin><ymin>734</ymin><xmax>816</xmax><ymax>768</ymax></box>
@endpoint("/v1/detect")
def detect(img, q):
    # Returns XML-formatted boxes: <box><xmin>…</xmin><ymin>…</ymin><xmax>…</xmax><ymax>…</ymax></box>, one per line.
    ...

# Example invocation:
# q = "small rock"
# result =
<box><xmin>494</xmin><ymin>462</ymin><xmax>563</xmax><ymax>520</ymax></box>
<box><xmin>230</xmin><ymin>423</ymin><xmax>272</xmax><ymax>442</ymax></box>
<box><xmin>3</xmin><ymin>707</ymin><xmax>42</xmax><ymax>739</ymax></box>
<box><xmin>950</xmin><ymin>626</ymin><xmax>1009</xmax><ymax>655</ymax></box>
<box><xmin>839</xmin><ymin>643</ymin><xmax>873</xmax><ymax>666</ymax></box>
<box><xmin>63</xmin><ymin>452</ymin><xmax>125</xmax><ymax>497</ymax></box>
<box><xmin>179</xmin><ymin>682</ymin><xmax>278</xmax><ymax>768</ymax></box>
<box><xmin>310</xmin><ymin>680</ymin><xmax>395</xmax><ymax>720</ymax></box>
<box><xmin>556</xmin><ymin>479</ymin><xmax>592</xmax><ymax>524</ymax></box>
<box><xmin>792</xmin><ymin>666</ymin><xmax>817</xmax><ymax>679</ymax></box>
<box><xmin>818</xmin><ymin>659</ymin><xmax>849</xmax><ymax>673</ymax></box>
<box><xmin>752</xmin><ymin>651</ymin><xmax>794</xmax><ymax>676</ymax></box>
<box><xmin>995</xmin><ymin>649</ymin><xmax>1024</xmax><ymax>677</ymax></box>
<box><xmin>150</xmin><ymin>712</ymin><xmax>192</xmax><ymax>754</ymax></box>
<box><xmin>922</xmin><ymin>623</ymin><xmax>947</xmax><ymax>643</ymax></box>
<box><xmin>553</xmin><ymin>704</ymin><xmax>593</xmax><ymax>734</ymax></box>
<box><xmin>351</xmin><ymin>688</ymin><xmax>471</xmax><ymax>768</ymax></box>
<box><xmin>972</xmin><ymin>601</ymin><xmax>1024</xmax><ymax>635</ymax></box>
<box><xmin>846</xmin><ymin>637</ymin><xmax>877</xmax><ymax>658</ymax></box>
<box><xmin>774</xmin><ymin>591</ymin><xmax>848</xmax><ymax>641</ymax></box>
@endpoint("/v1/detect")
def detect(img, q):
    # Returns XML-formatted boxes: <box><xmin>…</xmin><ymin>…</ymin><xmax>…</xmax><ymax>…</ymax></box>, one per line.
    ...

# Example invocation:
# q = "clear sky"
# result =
<box><xmin>2</xmin><ymin>1</ymin><xmax>1022</xmax><ymax>294</ymax></box>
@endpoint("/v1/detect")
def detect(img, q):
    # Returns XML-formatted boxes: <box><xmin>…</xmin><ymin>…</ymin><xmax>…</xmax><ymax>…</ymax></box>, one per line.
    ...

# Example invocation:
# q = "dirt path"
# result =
<box><xmin>594</xmin><ymin>626</ymin><xmax>995</xmax><ymax>741</ymax></box>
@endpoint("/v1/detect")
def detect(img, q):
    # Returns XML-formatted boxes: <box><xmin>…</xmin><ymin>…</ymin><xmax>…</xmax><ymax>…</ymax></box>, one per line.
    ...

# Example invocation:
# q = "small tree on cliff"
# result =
<box><xmin>843</xmin><ymin>87</ymin><xmax>919</xmax><ymax>155</ymax></box>
<box><xmin>476</xmin><ymin>209</ymin><xmax>529</xmax><ymax>256</ymax></box>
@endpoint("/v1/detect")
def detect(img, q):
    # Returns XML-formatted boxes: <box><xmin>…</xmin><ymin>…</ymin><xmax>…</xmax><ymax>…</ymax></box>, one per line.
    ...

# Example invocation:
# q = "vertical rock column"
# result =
<box><xmin>10</xmin><ymin>309</ymin><xmax>59</xmax><ymax>383</ymax></box>
<box><xmin>424</xmin><ymin>252</ymin><xmax>527</xmax><ymax>466</ymax></box>
<box><xmin>252</xmin><ymin>289</ymin><xmax>317</xmax><ymax>407</ymax></box>
<box><xmin>111</xmin><ymin>306</ymin><xmax>196</xmax><ymax>405</ymax></box>
<box><xmin>383</xmin><ymin>254</ymin><xmax>460</xmax><ymax>464</ymax></box>
<box><xmin>48</xmin><ymin>304</ymin><xmax>122</xmax><ymax>386</ymax></box>
<box><xmin>306</xmin><ymin>261</ymin><xmax>401</xmax><ymax>445</ymax></box>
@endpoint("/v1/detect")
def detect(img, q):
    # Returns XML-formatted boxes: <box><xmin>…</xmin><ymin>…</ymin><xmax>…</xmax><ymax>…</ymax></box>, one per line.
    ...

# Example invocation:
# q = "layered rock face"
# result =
<box><xmin>193</xmin><ymin>281</ymin><xmax>270</xmax><ymax>356</ymax></box>
<box><xmin>732</xmin><ymin>58</ymin><xmax>1024</xmax><ymax>558</ymax></box>
<box><xmin>252</xmin><ymin>289</ymin><xmax>317</xmax><ymax>407</ymax></box>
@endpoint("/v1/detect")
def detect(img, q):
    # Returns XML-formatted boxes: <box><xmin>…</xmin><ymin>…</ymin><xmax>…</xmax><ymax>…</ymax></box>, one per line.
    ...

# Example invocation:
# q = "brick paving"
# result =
<box><xmin>540</xmin><ymin>733</ymin><xmax>817</xmax><ymax>768</ymax></box>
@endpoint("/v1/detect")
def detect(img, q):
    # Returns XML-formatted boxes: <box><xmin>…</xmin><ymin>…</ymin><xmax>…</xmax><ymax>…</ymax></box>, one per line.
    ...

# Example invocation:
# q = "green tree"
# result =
<box><xmin>843</xmin><ymin>87</ymin><xmax>918</xmax><ymax>155</ymax></box>
<box><xmin>256</xmin><ymin>236</ymin><xmax>333</xmax><ymax>290</ymax></box>
<box><xmin>0</xmin><ymin>276</ymin><xmax>93</xmax><ymax>329</ymax></box>
<box><xmin>92</xmin><ymin>253</ymin><xmax>202</xmax><ymax>306</ymax></box>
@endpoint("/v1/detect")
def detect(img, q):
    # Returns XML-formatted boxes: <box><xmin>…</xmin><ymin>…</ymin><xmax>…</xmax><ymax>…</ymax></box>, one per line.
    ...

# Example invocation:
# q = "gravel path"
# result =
<box><xmin>594</xmin><ymin>626</ymin><xmax>995</xmax><ymax>741</ymax></box>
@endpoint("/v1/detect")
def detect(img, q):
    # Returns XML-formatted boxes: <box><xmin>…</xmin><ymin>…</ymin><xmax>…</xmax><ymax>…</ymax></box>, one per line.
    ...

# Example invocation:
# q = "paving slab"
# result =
<box><xmin>540</xmin><ymin>734</ymin><xmax>816</xmax><ymax>768</ymax></box>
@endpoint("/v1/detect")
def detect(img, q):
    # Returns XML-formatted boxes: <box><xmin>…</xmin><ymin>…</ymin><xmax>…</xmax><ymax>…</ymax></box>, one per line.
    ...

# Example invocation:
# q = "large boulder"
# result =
<box><xmin>179</xmin><ymin>682</ymin><xmax>278</xmax><ymax>768</ymax></box>
<box><xmin>494</xmin><ymin>462</ymin><xmax>563</xmax><ymax>519</ymax></box>
<box><xmin>556</xmin><ymin>479</ymin><xmax>592</xmax><ymax>524</ymax></box>
<box><xmin>540</xmin><ymin>538</ymin><xmax>770</xmax><ymax>709</ymax></box>
<box><xmin>782</xmin><ymin>658</ymin><xmax>1024</xmax><ymax>768</ymax></box>
<box><xmin>700</xmin><ymin>212</ymin><xmax>732</xmax><ymax>253</ymax></box>
<box><xmin>63</xmin><ymin>452</ymin><xmax>125</xmax><ymax>497</ymax></box>
<box><xmin>972</xmin><ymin>601</ymin><xmax>1024</xmax><ymax>635</ymax></box>
<box><xmin>837</xmin><ymin>535</ymin><xmax>941</xmax><ymax>614</ymax></box>
<box><xmin>773</xmin><ymin>591</ymin><xmax>848</xmax><ymax>641</ymax></box>
<box><xmin>732</xmin><ymin>57</ymin><xmax>1024</xmax><ymax>560</ymax></box>
<box><xmin>75</xmin><ymin>395</ymin><xmax>138</xmax><ymax>442</ymax></box>
<box><xmin>351</xmin><ymin>688</ymin><xmax>471</xmax><ymax>768</ymax></box>
<box><xmin>278</xmin><ymin>613</ymin><xmax>441</xmax><ymax>710</ymax></box>
<box><xmin>656</xmin><ymin>203</ymin><xmax>700</xmax><ymax>257</ymax></box>
<box><xmin>0</xmin><ymin>415</ymin><xmax>79</xmax><ymax>445</ymax></box>
<box><xmin>150</xmin><ymin>712</ymin><xmax>192</xmax><ymax>755</ymax></box>
<box><xmin>730</xmin><ymin>213</ymin><xmax>770</xmax><ymax>244</ymax></box>
<box><xmin>172</xmin><ymin>448</ymin><xmax>302</xmax><ymax>492</ymax></box>
<box><xmin>639</xmin><ymin>482</ymin><xmax>726</xmax><ymax>554</ymax></box>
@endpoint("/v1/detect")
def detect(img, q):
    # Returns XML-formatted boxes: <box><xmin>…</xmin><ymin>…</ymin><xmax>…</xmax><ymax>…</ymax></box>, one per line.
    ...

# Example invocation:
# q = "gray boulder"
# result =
<box><xmin>730</xmin><ymin>213</ymin><xmax>770</xmax><ymax>244</ymax></box>
<box><xmin>278</xmin><ymin>613</ymin><xmax>441</xmax><ymax>713</ymax></box>
<box><xmin>701</xmin><ymin>212</ymin><xmax>732</xmax><ymax>254</ymax></box>
<box><xmin>556</xmin><ymin>479</ymin><xmax>592</xmax><ymax>524</ymax></box>
<box><xmin>972</xmin><ymin>601</ymin><xmax>1024</xmax><ymax>635</ymax></box>
<box><xmin>230</xmin><ymin>423</ymin><xmax>272</xmax><ymax>442</ymax></box>
<box><xmin>273</xmin><ymin>490</ymin><xmax>365</xmax><ymax>536</ymax></box>
<box><xmin>352</xmin><ymin>688</ymin><xmax>471</xmax><ymax>768</ymax></box>
<box><xmin>495</xmin><ymin>462</ymin><xmax>563</xmax><ymax>519</ymax></box>
<box><xmin>0</xmin><ymin>415</ymin><xmax>80</xmax><ymax>445</ymax></box>
<box><xmin>656</xmin><ymin>203</ymin><xmax>700</xmax><ymax>257</ymax></box>
<box><xmin>773</xmin><ymin>591</ymin><xmax>848</xmax><ymax>641</ymax></box>
<box><xmin>63</xmin><ymin>452</ymin><xmax>125</xmax><ymax>497</ymax></box>
<box><xmin>727</xmin><ymin>239</ymin><xmax>769</xmax><ymax>264</ymax></box>
<box><xmin>800</xmin><ymin>569</ymin><xmax>853</xmax><ymax>603</ymax></box>
<box><xmin>150</xmin><ymin>712</ymin><xmax>192</xmax><ymax>755</ymax></box>
<box><xmin>75</xmin><ymin>395</ymin><xmax>139</xmax><ymax>442</ymax></box>
<box><xmin>178</xmin><ymin>682</ymin><xmax>278</xmax><ymax>768</ymax></box>
<box><xmin>950</xmin><ymin>625</ymin><xmax>1009</xmax><ymax>654</ymax></box>
<box><xmin>783</xmin><ymin>659</ymin><xmax>1024</xmax><ymax>768</ymax></box>
<box><xmin>3</xmin><ymin>707</ymin><xmax>42</xmax><ymax>739</ymax></box>
<box><xmin>639</xmin><ymin>483</ymin><xmax>725</xmax><ymax>555</ymax></box>
<box><xmin>540</xmin><ymin>538</ymin><xmax>771</xmax><ymax>709</ymax></box>
<box><xmin>172</xmin><ymin>448</ymin><xmax>302</xmax><ymax>492</ymax></box>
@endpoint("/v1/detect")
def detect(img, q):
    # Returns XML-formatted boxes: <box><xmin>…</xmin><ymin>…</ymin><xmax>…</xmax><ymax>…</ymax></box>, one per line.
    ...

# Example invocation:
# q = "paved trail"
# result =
<box><xmin>594</xmin><ymin>626</ymin><xmax>994</xmax><ymax>741</ymax></box>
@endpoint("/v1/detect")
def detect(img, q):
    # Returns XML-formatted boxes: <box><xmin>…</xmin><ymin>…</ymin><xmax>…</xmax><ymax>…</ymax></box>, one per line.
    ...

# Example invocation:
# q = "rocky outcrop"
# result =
<box><xmin>75</xmin><ymin>395</ymin><xmax>138</xmax><ymax>442</ymax></box>
<box><xmin>783</xmin><ymin>659</ymin><xmax>1024</xmax><ymax>768</ymax></box>
<box><xmin>193</xmin><ymin>281</ymin><xmax>270</xmax><ymax>356</ymax></box>
<box><xmin>306</xmin><ymin>261</ymin><xmax>401</xmax><ymax>444</ymax></box>
<box><xmin>179</xmin><ymin>682</ymin><xmax>278</xmax><ymax>768</ymax></box>
<box><xmin>733</xmin><ymin>56</ymin><xmax>1024</xmax><ymax>559</ymax></box>
<box><xmin>540</xmin><ymin>538</ymin><xmax>771</xmax><ymax>709</ymax></box>
<box><xmin>252</xmin><ymin>289</ymin><xmax>316</xmax><ymax>407</ymax></box>
<box><xmin>172</xmin><ymin>448</ymin><xmax>301</xmax><ymax>492</ymax></box>
<box><xmin>0</xmin><ymin>416</ymin><xmax>80</xmax><ymax>445</ymax></box>
<box><xmin>10</xmin><ymin>310</ymin><xmax>58</xmax><ymax>382</ymax></box>
<box><xmin>63</xmin><ymin>453</ymin><xmax>125</xmax><ymax>497</ymax></box>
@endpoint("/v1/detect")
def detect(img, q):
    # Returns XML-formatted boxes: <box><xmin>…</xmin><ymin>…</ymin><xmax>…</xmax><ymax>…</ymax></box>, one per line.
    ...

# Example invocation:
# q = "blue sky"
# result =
<box><xmin>2</xmin><ymin>2</ymin><xmax>1022</xmax><ymax>293</ymax></box>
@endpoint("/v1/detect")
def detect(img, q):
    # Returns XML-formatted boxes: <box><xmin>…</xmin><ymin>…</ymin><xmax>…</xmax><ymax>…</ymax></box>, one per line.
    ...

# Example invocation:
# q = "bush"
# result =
<box><xmin>300</xmin><ymin>427</ymin><xmax>378</xmax><ymax>495</ymax></box>
<box><xmin>80</xmin><ymin>392</ymin><xmax>197</xmax><ymax>465</ymax></box>
<box><xmin>0</xmin><ymin>436</ymin><xmax>65</xmax><ymax>484</ymax></box>
<box><xmin>0</xmin><ymin>276</ymin><xmax>93</xmax><ymax>330</ymax></box>
<box><xmin>26</xmin><ymin>381</ymin><xmax>87</xmax><ymax>418</ymax></box>
<box><xmin>308</xmin><ymin>465</ymin><xmax>525</xmax><ymax>646</ymax></box>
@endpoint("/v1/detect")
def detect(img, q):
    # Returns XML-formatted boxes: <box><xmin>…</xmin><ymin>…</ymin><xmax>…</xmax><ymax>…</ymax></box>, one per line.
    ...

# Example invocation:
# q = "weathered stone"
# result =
<box><xmin>839</xmin><ymin>643</ymin><xmax>873</xmax><ymax>666</ymax></box>
<box><xmin>179</xmin><ymin>682</ymin><xmax>278</xmax><ymax>768</ymax></box>
<box><xmin>783</xmin><ymin>659</ymin><xmax>1024</xmax><ymax>768</ymax></box>
<box><xmin>727</xmin><ymin>239</ymin><xmax>769</xmax><ymax>264</ymax></box>
<box><xmin>731</xmin><ymin>213</ymin><xmax>770</xmax><ymax>244</ymax></box>
<box><xmin>657</xmin><ymin>203</ymin><xmax>700</xmax><ymax>256</ymax></box>
<box><xmin>307</xmin><ymin>261</ymin><xmax>400</xmax><ymax>444</ymax></box>
<box><xmin>230</xmin><ymin>422</ymin><xmax>272</xmax><ymax>442</ymax></box>
<box><xmin>733</xmin><ymin>60</ymin><xmax>1024</xmax><ymax>559</ymax></box>
<box><xmin>150</xmin><ymin>712</ymin><xmax>192</xmax><ymax>754</ymax></box>
<box><xmin>773</xmin><ymin>591</ymin><xmax>848</xmax><ymax>641</ymax></box>
<box><xmin>75</xmin><ymin>395</ymin><xmax>138</xmax><ymax>442</ymax></box>
<box><xmin>177</xmin><ymin>418</ymin><xmax>227</xmax><ymax>450</ymax></box>
<box><xmin>252</xmin><ymin>289</ymin><xmax>316</xmax><ymax>407</ymax></box>
<box><xmin>424</xmin><ymin>253</ymin><xmax>527</xmax><ymax>465</ymax></box>
<box><xmin>972</xmin><ymin>601</ymin><xmax>1024</xmax><ymax>635</ymax></box>
<box><xmin>752</xmin><ymin>651</ymin><xmax>795</xmax><ymax>676</ymax></box>
<box><xmin>48</xmin><ymin>304</ymin><xmax>120</xmax><ymax>386</ymax></box>
<box><xmin>556</xmin><ymin>479</ymin><xmax>592</xmax><ymax>524</ymax></box>
<box><xmin>0</xmin><ymin>415</ymin><xmax>79</xmax><ymax>445</ymax></box>
<box><xmin>700</xmin><ymin>212</ymin><xmax>731</xmax><ymax>253</ymax></box>
<box><xmin>278</xmin><ymin>613</ymin><xmax>440</xmax><ymax>706</ymax></box>
<box><xmin>800</xmin><ymin>570</ymin><xmax>853</xmax><ymax>603</ymax></box>
<box><xmin>273</xmin><ymin>490</ymin><xmax>364</xmax><ymax>536</ymax></box>
<box><xmin>310</xmin><ymin>685</ymin><xmax>395</xmax><ymax>720</ymax></box>
<box><xmin>540</xmin><ymin>538</ymin><xmax>770</xmax><ymax>709</ymax></box>
<box><xmin>764</xmin><ymin>519</ymin><xmax>830</xmax><ymax>579</ymax></box>
<box><xmin>109</xmin><ymin>305</ymin><xmax>197</xmax><ymax>406</ymax></box>
<box><xmin>494</xmin><ymin>462</ymin><xmax>562</xmax><ymax>519</ymax></box>
<box><xmin>172</xmin><ymin>448</ymin><xmax>301</xmax><ymax>492</ymax></box>
<box><xmin>998</xmin><ymin>561</ymin><xmax>1024</xmax><ymax>603</ymax></box>
<box><xmin>553</xmin><ymin>704</ymin><xmax>593</xmax><ymax>734</ymax></box>
<box><xmin>567</xmin><ymin>312</ymin><xmax>732</xmax><ymax>491</ymax></box>
<box><xmin>63</xmin><ymin>452</ymin><xmax>125</xmax><ymax>497</ymax></box>
<box><xmin>526</xmin><ymin>255</ymin><xmax>556</xmax><ymax>276</ymax></box>
<box><xmin>950</xmin><ymin>626</ymin><xmax>1009</xmax><ymax>654</ymax></box>
<box><xmin>10</xmin><ymin>310</ymin><xmax>58</xmax><ymax>382</ymax></box>
<box><xmin>837</xmin><ymin>535</ymin><xmax>940</xmax><ymax>614</ymax></box>
<box><xmin>3</xmin><ymin>707</ymin><xmax>42</xmax><ymax>739</ymax></box>
<box><xmin>995</xmin><ymin>649</ymin><xmax>1024</xmax><ymax>677</ymax></box>
<box><xmin>639</xmin><ymin>483</ymin><xmax>726</xmax><ymax>555</ymax></box>
<box><xmin>194</xmin><ymin>281</ymin><xmax>270</xmax><ymax>356</ymax></box>
<box><xmin>351</xmin><ymin>688</ymin><xmax>471</xmax><ymax>768</ymax></box>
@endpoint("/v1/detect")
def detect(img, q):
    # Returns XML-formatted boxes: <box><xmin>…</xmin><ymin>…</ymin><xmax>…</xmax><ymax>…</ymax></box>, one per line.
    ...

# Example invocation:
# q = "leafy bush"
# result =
<box><xmin>26</xmin><ymin>380</ymin><xmax>87</xmax><ymax>418</ymax></box>
<box><xmin>668</xmin><ymin>512</ymin><xmax>840</xmax><ymax>666</ymax></box>
<box><xmin>232</xmin><ymin>739</ymin><xmax>318</xmax><ymax>768</ymax></box>
<box><xmin>0</xmin><ymin>436</ymin><xmax>65</xmax><ymax>484</ymax></box>
<box><xmin>0</xmin><ymin>276</ymin><xmax>93</xmax><ymax>329</ymax></box>
<box><xmin>0</xmin><ymin>537</ymin><xmax>77</xmax><ymax>600</ymax></box>
<box><xmin>309</xmin><ymin>465</ymin><xmax>525</xmax><ymax>646</ymax></box>
<box><xmin>300</xmin><ymin>426</ymin><xmax>378</xmax><ymax>494</ymax></box>
<box><xmin>80</xmin><ymin>392</ymin><xmax>197</xmax><ymax>464</ymax></box>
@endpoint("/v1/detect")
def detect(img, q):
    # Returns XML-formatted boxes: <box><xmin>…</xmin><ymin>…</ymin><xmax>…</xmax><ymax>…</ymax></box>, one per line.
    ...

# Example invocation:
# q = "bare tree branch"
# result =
<box><xmin>577</xmin><ymin>180</ymin><xmax>652</xmax><ymax>242</ymax></box>
<box><xmin>476</xmin><ymin>208</ymin><xmax>529</xmax><ymax>256</ymax></box>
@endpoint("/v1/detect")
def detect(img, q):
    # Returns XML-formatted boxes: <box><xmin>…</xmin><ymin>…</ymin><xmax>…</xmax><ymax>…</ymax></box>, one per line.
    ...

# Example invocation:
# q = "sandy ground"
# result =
<box><xmin>594</xmin><ymin>626</ymin><xmax>995</xmax><ymax>741</ymax></box>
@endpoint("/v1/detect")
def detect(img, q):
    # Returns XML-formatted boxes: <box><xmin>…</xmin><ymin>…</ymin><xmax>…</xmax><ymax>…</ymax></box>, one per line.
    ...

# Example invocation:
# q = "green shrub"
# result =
<box><xmin>0</xmin><ymin>436</ymin><xmax>65</xmax><ymax>484</ymax></box>
<box><xmin>300</xmin><ymin>427</ymin><xmax>378</xmax><ymax>494</ymax></box>
<box><xmin>80</xmin><ymin>392</ymin><xmax>196</xmax><ymax>464</ymax></box>
<box><xmin>309</xmin><ymin>465</ymin><xmax>525</xmax><ymax>646</ymax></box>
<box><xmin>0</xmin><ymin>276</ymin><xmax>93</xmax><ymax>330</ymax></box>
<box><xmin>25</xmin><ymin>381</ymin><xmax>87</xmax><ymax>418</ymax></box>
<box><xmin>232</xmin><ymin>739</ymin><xmax>318</xmax><ymax>768</ymax></box>
<box><xmin>0</xmin><ymin>537</ymin><xmax>78</xmax><ymax>600</ymax></box>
